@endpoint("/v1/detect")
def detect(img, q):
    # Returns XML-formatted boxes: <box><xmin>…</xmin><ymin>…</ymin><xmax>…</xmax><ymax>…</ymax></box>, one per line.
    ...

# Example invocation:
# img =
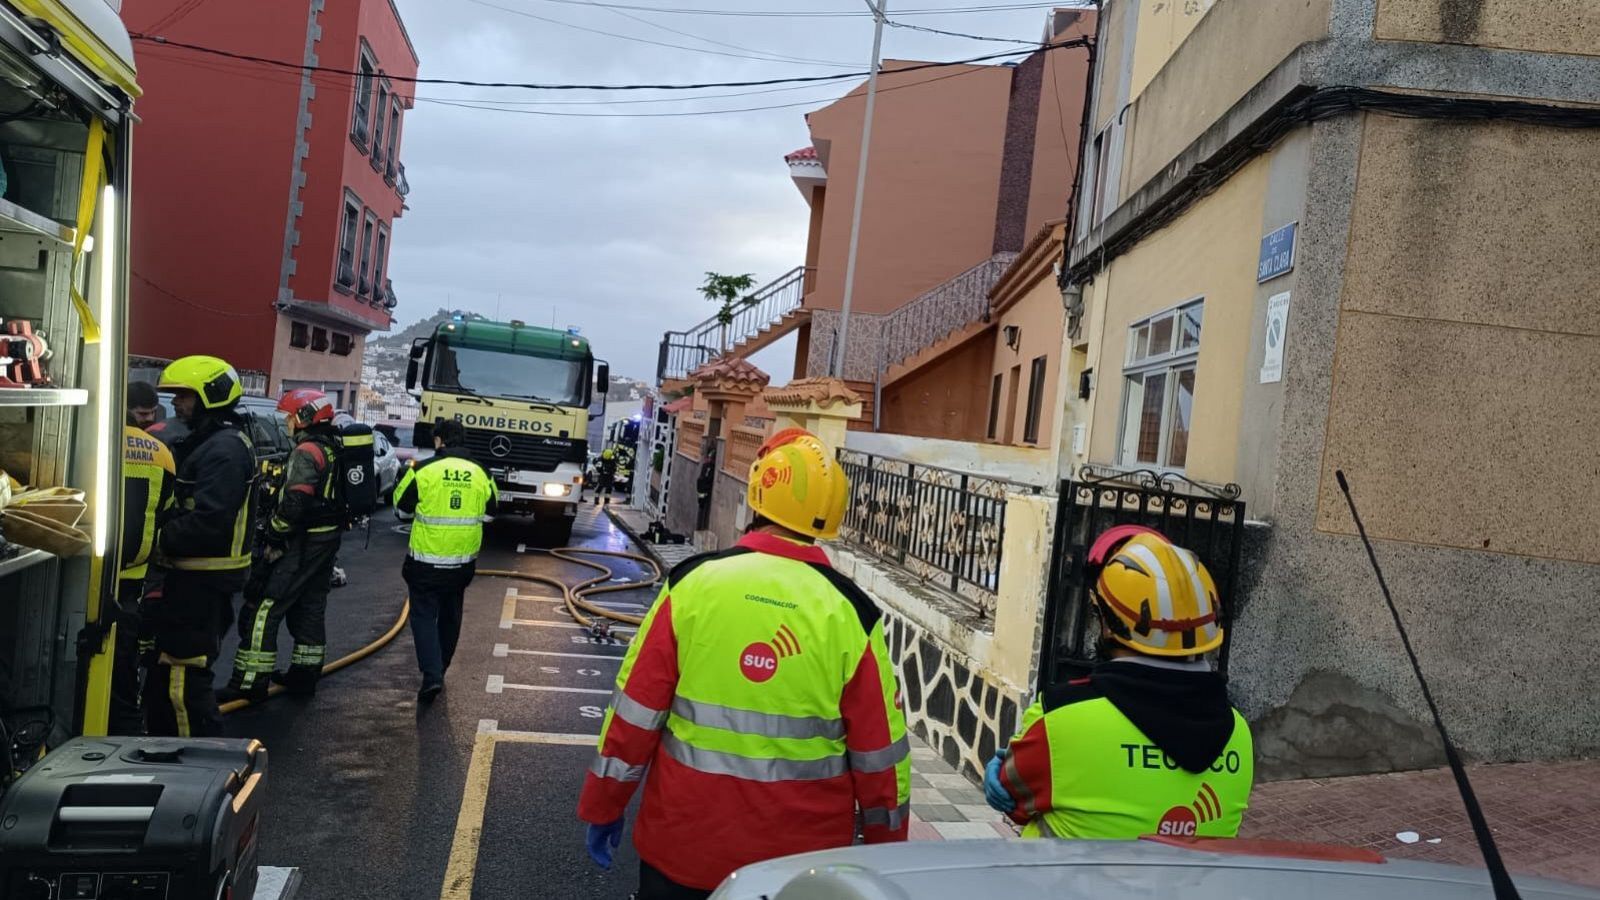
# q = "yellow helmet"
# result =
<box><xmin>1090</xmin><ymin>526</ymin><xmax>1223</xmax><ymax>657</ymax></box>
<box><xmin>158</xmin><ymin>355</ymin><xmax>242</xmax><ymax>410</ymax></box>
<box><xmin>746</xmin><ymin>428</ymin><xmax>848</xmax><ymax>540</ymax></box>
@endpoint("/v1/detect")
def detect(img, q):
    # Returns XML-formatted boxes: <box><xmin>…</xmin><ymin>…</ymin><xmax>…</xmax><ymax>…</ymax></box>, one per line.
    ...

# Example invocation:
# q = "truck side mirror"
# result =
<box><xmin>596</xmin><ymin>362</ymin><xmax>610</xmax><ymax>396</ymax></box>
<box><xmin>406</xmin><ymin>339</ymin><xmax>428</xmax><ymax>393</ymax></box>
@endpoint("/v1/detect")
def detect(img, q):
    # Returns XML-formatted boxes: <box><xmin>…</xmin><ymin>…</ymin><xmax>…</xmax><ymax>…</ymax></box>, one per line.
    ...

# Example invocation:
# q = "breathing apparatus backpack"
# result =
<box><xmin>333</xmin><ymin>423</ymin><xmax>378</xmax><ymax>520</ymax></box>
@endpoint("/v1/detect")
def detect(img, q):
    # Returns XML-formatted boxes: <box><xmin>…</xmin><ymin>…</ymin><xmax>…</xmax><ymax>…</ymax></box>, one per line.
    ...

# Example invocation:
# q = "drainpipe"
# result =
<box><xmin>1059</xmin><ymin>24</ymin><xmax>1099</xmax><ymax>291</ymax></box>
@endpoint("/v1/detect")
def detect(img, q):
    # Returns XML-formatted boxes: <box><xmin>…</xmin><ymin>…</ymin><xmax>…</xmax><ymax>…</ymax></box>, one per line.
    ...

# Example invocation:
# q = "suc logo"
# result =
<box><xmin>739</xmin><ymin>625</ymin><xmax>801</xmax><ymax>683</ymax></box>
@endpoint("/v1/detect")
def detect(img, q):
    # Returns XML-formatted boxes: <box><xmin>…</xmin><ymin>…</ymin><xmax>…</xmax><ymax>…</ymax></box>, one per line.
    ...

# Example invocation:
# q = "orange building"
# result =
<box><xmin>785</xmin><ymin>8</ymin><xmax>1096</xmax><ymax>443</ymax></box>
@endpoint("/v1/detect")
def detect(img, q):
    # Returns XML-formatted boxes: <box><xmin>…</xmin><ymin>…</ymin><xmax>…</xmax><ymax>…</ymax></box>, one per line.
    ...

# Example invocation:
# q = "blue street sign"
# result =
<box><xmin>1258</xmin><ymin>222</ymin><xmax>1297</xmax><ymax>283</ymax></box>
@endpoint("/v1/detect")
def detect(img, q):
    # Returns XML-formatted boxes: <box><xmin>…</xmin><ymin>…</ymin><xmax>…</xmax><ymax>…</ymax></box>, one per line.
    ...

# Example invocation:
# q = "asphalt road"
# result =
<box><xmin>214</xmin><ymin>502</ymin><xmax>659</xmax><ymax>900</ymax></box>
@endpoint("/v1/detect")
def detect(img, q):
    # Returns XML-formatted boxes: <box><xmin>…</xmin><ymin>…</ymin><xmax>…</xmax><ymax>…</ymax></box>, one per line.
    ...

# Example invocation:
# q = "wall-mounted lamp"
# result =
<box><xmin>1003</xmin><ymin>325</ymin><xmax>1021</xmax><ymax>350</ymax></box>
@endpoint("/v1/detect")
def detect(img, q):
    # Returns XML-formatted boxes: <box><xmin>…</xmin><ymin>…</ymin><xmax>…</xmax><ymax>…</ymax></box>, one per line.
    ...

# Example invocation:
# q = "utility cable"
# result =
<box><xmin>527</xmin><ymin>0</ymin><xmax>860</xmax><ymax>67</ymax></box>
<box><xmin>521</xmin><ymin>0</ymin><xmax>1065</xmax><ymax>17</ymax></box>
<box><xmin>461</xmin><ymin>0</ymin><xmax>859</xmax><ymax>67</ymax></box>
<box><xmin>131</xmin><ymin>33</ymin><xmax>1088</xmax><ymax>92</ymax></box>
<box><xmin>885</xmin><ymin>19</ymin><xmax>1040</xmax><ymax>43</ymax></box>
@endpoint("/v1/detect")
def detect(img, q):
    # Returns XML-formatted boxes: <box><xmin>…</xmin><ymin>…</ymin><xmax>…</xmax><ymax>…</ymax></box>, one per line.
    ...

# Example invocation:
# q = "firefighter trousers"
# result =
<box><xmin>108</xmin><ymin>578</ymin><xmax>146</xmax><ymax>736</ymax></box>
<box><xmin>230</xmin><ymin>532</ymin><xmax>341</xmax><ymax>693</ymax></box>
<box><xmin>403</xmin><ymin>556</ymin><xmax>476</xmax><ymax>686</ymax></box>
<box><xmin>141</xmin><ymin>568</ymin><xmax>241</xmax><ymax>738</ymax></box>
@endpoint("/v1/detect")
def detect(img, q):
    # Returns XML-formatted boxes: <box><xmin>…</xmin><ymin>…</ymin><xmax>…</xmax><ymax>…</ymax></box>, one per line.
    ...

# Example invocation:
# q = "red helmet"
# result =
<box><xmin>277</xmin><ymin>388</ymin><xmax>335</xmax><ymax>428</ymax></box>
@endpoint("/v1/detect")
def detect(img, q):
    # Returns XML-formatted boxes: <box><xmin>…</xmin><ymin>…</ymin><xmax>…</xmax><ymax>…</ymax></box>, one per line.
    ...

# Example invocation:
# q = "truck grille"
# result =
<box><xmin>464</xmin><ymin>431</ymin><xmax>585</xmax><ymax>473</ymax></box>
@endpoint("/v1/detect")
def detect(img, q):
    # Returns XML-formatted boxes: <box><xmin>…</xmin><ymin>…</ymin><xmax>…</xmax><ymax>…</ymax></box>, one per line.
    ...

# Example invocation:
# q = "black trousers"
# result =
<box><xmin>230</xmin><ymin>534</ymin><xmax>341</xmax><ymax>692</ymax></box>
<box><xmin>141</xmin><ymin>568</ymin><xmax>242</xmax><ymax>737</ymax></box>
<box><xmin>403</xmin><ymin>557</ymin><xmax>476</xmax><ymax>685</ymax></box>
<box><xmin>638</xmin><ymin>861</ymin><xmax>711</xmax><ymax>900</ymax></box>
<box><xmin>108</xmin><ymin>578</ymin><xmax>146</xmax><ymax>736</ymax></box>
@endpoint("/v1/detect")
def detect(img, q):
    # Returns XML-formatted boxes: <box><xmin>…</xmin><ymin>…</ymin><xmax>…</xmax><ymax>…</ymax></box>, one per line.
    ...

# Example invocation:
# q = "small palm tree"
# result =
<box><xmin>699</xmin><ymin>272</ymin><xmax>756</xmax><ymax>351</ymax></box>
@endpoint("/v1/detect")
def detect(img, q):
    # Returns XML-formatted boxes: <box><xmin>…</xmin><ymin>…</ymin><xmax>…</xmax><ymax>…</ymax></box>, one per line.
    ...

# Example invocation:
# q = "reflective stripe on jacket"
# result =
<box><xmin>393</xmin><ymin>446</ymin><xmax>496</xmax><ymax>565</ymax></box>
<box><xmin>267</xmin><ymin>427</ymin><xmax>343</xmax><ymax>541</ymax></box>
<box><xmin>577</xmin><ymin>531</ymin><xmax>912</xmax><ymax>890</ymax></box>
<box><xmin>119</xmin><ymin>425</ymin><xmax>175</xmax><ymax>583</ymax></box>
<box><xmin>1000</xmin><ymin>664</ymin><xmax>1253</xmax><ymax>840</ymax></box>
<box><xmin>158</xmin><ymin>419</ymin><xmax>256</xmax><ymax>573</ymax></box>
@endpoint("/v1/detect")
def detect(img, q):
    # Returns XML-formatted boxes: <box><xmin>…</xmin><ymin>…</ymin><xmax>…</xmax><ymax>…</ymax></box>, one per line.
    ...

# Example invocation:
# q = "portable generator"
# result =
<box><xmin>0</xmin><ymin>737</ymin><xmax>266</xmax><ymax>900</ymax></box>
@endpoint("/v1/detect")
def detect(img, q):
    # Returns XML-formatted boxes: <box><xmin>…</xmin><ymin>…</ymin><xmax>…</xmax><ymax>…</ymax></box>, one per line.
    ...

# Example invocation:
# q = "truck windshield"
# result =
<box><xmin>429</xmin><ymin>341</ymin><xmax>588</xmax><ymax>407</ymax></box>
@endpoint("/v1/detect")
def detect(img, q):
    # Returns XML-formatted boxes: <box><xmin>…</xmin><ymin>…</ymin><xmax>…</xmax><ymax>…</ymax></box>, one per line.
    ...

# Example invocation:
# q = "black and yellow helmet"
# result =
<box><xmin>158</xmin><ymin>355</ymin><xmax>242</xmax><ymax>410</ymax></box>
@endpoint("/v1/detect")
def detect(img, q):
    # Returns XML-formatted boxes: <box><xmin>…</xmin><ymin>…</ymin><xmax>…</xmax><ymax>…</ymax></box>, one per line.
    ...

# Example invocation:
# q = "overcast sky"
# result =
<box><xmin>386</xmin><ymin>0</ymin><xmax>1077</xmax><ymax>382</ymax></box>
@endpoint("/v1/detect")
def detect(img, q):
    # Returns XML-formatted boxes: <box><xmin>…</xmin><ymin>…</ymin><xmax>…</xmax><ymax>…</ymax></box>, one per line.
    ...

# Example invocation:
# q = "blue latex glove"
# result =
<box><xmin>585</xmin><ymin>818</ymin><xmax>624</xmax><ymax>869</ymax></box>
<box><xmin>984</xmin><ymin>750</ymin><xmax>1016</xmax><ymax>814</ymax></box>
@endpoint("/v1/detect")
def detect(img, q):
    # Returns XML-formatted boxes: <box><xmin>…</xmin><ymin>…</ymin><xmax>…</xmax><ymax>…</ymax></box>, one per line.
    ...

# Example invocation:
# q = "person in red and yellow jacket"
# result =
<box><xmin>577</xmin><ymin>428</ymin><xmax>910</xmax><ymax>899</ymax></box>
<box><xmin>984</xmin><ymin>526</ymin><xmax>1253</xmax><ymax>840</ymax></box>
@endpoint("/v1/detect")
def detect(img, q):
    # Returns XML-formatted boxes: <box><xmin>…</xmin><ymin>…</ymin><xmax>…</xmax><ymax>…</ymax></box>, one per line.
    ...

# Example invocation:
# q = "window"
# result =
<box><xmin>986</xmin><ymin>373</ymin><xmax>1003</xmax><ymax>440</ymax></box>
<box><xmin>1119</xmin><ymin>299</ymin><xmax>1203</xmax><ymax>470</ymax></box>
<box><xmin>372</xmin><ymin>225</ymin><xmax>389</xmax><ymax>304</ymax></box>
<box><xmin>386</xmin><ymin>97</ymin><xmax>402</xmax><ymax>180</ymax></box>
<box><xmin>429</xmin><ymin>341</ymin><xmax>588</xmax><ymax>407</ymax></box>
<box><xmin>290</xmin><ymin>321</ymin><xmax>309</xmax><ymax>349</ymax></box>
<box><xmin>371</xmin><ymin>81</ymin><xmax>390</xmax><ymax>163</ymax></box>
<box><xmin>357</xmin><ymin>211</ymin><xmax>377</xmax><ymax>295</ymax></box>
<box><xmin>331</xmin><ymin>332</ymin><xmax>354</xmax><ymax>356</ymax></box>
<box><xmin>351</xmin><ymin>47</ymin><xmax>376</xmax><ymax>146</ymax></box>
<box><xmin>311</xmin><ymin>327</ymin><xmax>330</xmax><ymax>352</ymax></box>
<box><xmin>1023</xmin><ymin>355</ymin><xmax>1047</xmax><ymax>445</ymax></box>
<box><xmin>336</xmin><ymin>192</ymin><xmax>361</xmax><ymax>289</ymax></box>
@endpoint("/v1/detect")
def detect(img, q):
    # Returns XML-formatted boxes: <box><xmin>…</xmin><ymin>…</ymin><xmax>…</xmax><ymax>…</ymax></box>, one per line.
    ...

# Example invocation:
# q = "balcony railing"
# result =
<box><xmin>837</xmin><ymin>448</ymin><xmax>1028</xmax><ymax>618</ymax></box>
<box><xmin>658</xmin><ymin>265</ymin><xmax>809</xmax><ymax>383</ymax></box>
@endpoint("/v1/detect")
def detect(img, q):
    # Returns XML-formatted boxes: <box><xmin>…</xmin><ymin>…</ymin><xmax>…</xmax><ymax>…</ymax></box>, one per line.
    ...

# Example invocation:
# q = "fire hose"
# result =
<box><xmin>219</xmin><ymin>546</ymin><xmax>661</xmax><ymax>715</ymax></box>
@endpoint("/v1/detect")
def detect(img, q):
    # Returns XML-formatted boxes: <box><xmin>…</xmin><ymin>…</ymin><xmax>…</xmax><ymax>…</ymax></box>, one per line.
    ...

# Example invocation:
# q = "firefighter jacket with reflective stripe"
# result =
<box><xmin>157</xmin><ymin>416</ymin><xmax>256</xmax><ymax>573</ymax></box>
<box><xmin>119</xmin><ymin>425</ymin><xmax>175</xmax><ymax>583</ymax></box>
<box><xmin>999</xmin><ymin>659</ymin><xmax>1253</xmax><ymax>840</ymax></box>
<box><xmin>393</xmin><ymin>446</ymin><xmax>496</xmax><ymax>565</ymax></box>
<box><xmin>577</xmin><ymin>532</ymin><xmax>912</xmax><ymax>891</ymax></box>
<box><xmin>266</xmin><ymin>427</ymin><xmax>343</xmax><ymax>545</ymax></box>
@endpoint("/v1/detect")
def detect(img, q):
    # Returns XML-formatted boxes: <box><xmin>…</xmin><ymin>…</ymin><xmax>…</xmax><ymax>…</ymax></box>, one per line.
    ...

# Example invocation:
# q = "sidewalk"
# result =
<box><xmin>604</xmin><ymin>502</ymin><xmax>697</xmax><ymax>571</ymax></box>
<box><xmin>1245</xmin><ymin>759</ymin><xmax>1600</xmax><ymax>887</ymax></box>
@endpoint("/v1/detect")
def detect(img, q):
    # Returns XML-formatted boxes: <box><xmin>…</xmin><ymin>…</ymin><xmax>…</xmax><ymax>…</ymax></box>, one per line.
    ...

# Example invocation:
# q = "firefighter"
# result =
<box><xmin>218</xmin><ymin>389</ymin><xmax>345</xmax><ymax>703</ymax></box>
<box><xmin>142</xmin><ymin>356</ymin><xmax>257</xmax><ymax>738</ymax></box>
<box><xmin>593</xmin><ymin>446</ymin><xmax>617</xmax><ymax>505</ymax></box>
<box><xmin>109</xmin><ymin>391</ymin><xmax>176</xmax><ymax>735</ymax></box>
<box><xmin>983</xmin><ymin>526</ymin><xmax>1254</xmax><ymax>839</ymax></box>
<box><xmin>577</xmin><ymin>428</ymin><xmax>910</xmax><ymax>898</ymax></box>
<box><xmin>393</xmin><ymin>419</ymin><xmax>497</xmax><ymax>701</ymax></box>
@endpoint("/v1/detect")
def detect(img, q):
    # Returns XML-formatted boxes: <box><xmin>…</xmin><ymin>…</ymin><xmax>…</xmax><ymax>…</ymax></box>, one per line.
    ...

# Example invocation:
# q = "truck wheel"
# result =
<box><xmin>538</xmin><ymin>517</ymin><xmax>575</xmax><ymax>548</ymax></box>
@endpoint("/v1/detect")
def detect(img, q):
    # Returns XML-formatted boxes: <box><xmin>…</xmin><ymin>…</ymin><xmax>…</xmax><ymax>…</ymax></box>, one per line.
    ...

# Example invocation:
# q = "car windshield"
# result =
<box><xmin>429</xmin><ymin>341</ymin><xmax>587</xmax><ymax>407</ymax></box>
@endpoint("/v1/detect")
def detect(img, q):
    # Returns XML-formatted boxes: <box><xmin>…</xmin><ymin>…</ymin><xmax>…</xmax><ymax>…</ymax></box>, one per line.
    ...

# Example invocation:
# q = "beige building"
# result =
<box><xmin>1060</xmin><ymin>0</ymin><xmax>1600</xmax><ymax>775</ymax></box>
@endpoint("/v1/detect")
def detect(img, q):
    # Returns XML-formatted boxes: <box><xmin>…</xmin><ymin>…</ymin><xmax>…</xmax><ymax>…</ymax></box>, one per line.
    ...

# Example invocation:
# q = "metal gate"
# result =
<box><xmin>1037</xmin><ymin>469</ymin><xmax>1247</xmax><ymax>690</ymax></box>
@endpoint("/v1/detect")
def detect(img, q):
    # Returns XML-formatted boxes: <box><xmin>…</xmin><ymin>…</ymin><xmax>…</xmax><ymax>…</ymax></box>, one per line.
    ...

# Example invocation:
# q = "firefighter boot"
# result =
<box><xmin>216</xmin><ymin>680</ymin><xmax>269</xmax><ymax>705</ymax></box>
<box><xmin>271</xmin><ymin>665</ymin><xmax>320</xmax><ymax>697</ymax></box>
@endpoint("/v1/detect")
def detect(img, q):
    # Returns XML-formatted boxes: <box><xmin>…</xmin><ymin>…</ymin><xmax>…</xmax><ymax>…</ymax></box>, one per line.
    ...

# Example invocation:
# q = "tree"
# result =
<box><xmin>699</xmin><ymin>272</ymin><xmax>756</xmax><ymax>351</ymax></box>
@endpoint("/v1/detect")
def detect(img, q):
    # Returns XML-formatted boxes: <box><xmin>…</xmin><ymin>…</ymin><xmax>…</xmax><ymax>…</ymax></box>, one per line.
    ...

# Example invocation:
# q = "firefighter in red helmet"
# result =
<box><xmin>218</xmin><ymin>388</ymin><xmax>345</xmax><ymax>702</ymax></box>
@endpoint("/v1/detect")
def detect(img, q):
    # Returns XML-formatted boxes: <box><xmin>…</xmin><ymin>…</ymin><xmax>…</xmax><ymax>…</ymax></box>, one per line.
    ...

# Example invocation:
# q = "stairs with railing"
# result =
<box><xmin>657</xmin><ymin>265</ymin><xmax>811</xmax><ymax>385</ymax></box>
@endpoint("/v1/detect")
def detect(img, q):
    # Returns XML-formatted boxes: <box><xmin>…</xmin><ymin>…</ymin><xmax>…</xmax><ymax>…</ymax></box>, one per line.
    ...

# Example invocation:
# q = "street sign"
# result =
<box><xmin>1257</xmin><ymin>222</ymin><xmax>1297</xmax><ymax>283</ymax></box>
<box><xmin>1260</xmin><ymin>292</ymin><xmax>1291</xmax><ymax>384</ymax></box>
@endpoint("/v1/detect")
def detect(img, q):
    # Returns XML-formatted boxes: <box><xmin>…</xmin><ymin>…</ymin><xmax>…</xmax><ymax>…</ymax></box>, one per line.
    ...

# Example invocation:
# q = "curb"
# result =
<box><xmin>603</xmin><ymin>504</ymin><xmax>668</xmax><ymax>571</ymax></box>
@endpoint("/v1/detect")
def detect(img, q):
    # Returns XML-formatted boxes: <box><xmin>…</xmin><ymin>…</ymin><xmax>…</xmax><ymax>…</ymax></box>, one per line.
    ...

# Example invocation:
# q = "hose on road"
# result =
<box><xmin>219</xmin><ymin>546</ymin><xmax>660</xmax><ymax>715</ymax></box>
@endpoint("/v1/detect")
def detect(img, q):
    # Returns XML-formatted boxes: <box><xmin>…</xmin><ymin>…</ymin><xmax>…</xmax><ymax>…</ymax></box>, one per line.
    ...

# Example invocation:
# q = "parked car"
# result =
<box><xmin>374</xmin><ymin>422</ymin><xmax>427</xmax><ymax>466</ymax></box>
<box><xmin>150</xmin><ymin>393</ymin><xmax>292</xmax><ymax>470</ymax></box>
<box><xmin>373</xmin><ymin>430</ymin><xmax>400</xmax><ymax>503</ymax></box>
<box><xmin>709</xmin><ymin>838</ymin><xmax>1600</xmax><ymax>900</ymax></box>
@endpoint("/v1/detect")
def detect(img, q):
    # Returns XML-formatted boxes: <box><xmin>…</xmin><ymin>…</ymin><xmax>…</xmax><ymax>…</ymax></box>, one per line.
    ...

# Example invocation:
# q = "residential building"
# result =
<box><xmin>125</xmin><ymin>0</ymin><xmax>416</xmax><ymax>407</ymax></box>
<box><xmin>1060</xmin><ymin>0</ymin><xmax>1600</xmax><ymax>775</ymax></box>
<box><xmin>794</xmin><ymin>9</ymin><xmax>1097</xmax><ymax>441</ymax></box>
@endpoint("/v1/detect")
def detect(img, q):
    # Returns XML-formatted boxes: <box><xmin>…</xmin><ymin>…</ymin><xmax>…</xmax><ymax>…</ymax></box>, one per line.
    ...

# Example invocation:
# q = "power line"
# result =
<box><xmin>131</xmin><ymin>33</ymin><xmax>1087</xmax><ymax>91</ymax></box>
<box><xmin>133</xmin><ymin>271</ymin><xmax>276</xmax><ymax>319</ymax></box>
<box><xmin>884</xmin><ymin>18</ymin><xmax>1039</xmax><ymax>43</ymax></box>
<box><xmin>566</xmin><ymin>0</ymin><xmax>859</xmax><ymax>66</ymax></box>
<box><xmin>460</xmin><ymin>0</ymin><xmax>859</xmax><ymax>67</ymax></box>
<box><xmin>518</xmin><ymin>0</ymin><xmax>1065</xmax><ymax>17</ymax></box>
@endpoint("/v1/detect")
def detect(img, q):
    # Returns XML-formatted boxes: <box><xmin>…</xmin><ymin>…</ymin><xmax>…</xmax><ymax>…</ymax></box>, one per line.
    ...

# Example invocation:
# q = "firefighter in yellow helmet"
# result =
<box><xmin>142</xmin><ymin>355</ymin><xmax>258</xmax><ymax>737</ymax></box>
<box><xmin>578</xmin><ymin>428</ymin><xmax>910</xmax><ymax>898</ymax></box>
<box><xmin>983</xmin><ymin>526</ymin><xmax>1254</xmax><ymax>839</ymax></box>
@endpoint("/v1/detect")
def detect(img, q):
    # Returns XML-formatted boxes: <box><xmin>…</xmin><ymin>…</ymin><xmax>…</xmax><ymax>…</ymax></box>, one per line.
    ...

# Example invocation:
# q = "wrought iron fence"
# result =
<box><xmin>1037</xmin><ymin>468</ymin><xmax>1247</xmax><ymax>690</ymax></box>
<box><xmin>657</xmin><ymin>266</ymin><xmax>809</xmax><ymax>383</ymax></box>
<box><xmin>836</xmin><ymin>449</ymin><xmax>1028</xmax><ymax>618</ymax></box>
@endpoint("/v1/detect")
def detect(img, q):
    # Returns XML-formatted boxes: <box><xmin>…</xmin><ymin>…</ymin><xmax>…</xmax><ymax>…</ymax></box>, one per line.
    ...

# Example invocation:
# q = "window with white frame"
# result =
<box><xmin>336</xmin><ymin>192</ymin><xmax>361</xmax><ymax>289</ymax></box>
<box><xmin>1118</xmin><ymin>299</ymin><xmax>1202</xmax><ymax>470</ymax></box>
<box><xmin>386</xmin><ymin>97</ymin><xmax>402</xmax><ymax>179</ymax></box>
<box><xmin>372</xmin><ymin>80</ymin><xmax>391</xmax><ymax>162</ymax></box>
<box><xmin>372</xmin><ymin>224</ymin><xmax>389</xmax><ymax>304</ymax></box>
<box><xmin>357</xmin><ymin>211</ymin><xmax>377</xmax><ymax>295</ymax></box>
<box><xmin>352</xmin><ymin>48</ymin><xmax>376</xmax><ymax>146</ymax></box>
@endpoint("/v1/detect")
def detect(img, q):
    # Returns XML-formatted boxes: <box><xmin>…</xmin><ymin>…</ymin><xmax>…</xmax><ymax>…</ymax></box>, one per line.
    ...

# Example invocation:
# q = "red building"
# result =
<box><xmin>125</xmin><ymin>0</ymin><xmax>416</xmax><ymax>407</ymax></box>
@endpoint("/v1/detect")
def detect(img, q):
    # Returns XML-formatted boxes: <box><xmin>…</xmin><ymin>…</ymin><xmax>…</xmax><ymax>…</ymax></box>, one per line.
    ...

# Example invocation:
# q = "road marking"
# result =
<box><xmin>493</xmin><ymin>644</ymin><xmax>623</xmax><ymax>662</ymax></box>
<box><xmin>495</xmin><ymin>680</ymin><xmax>612</xmax><ymax>696</ymax></box>
<box><xmin>520</xmin><ymin>594</ymin><xmax>646</xmax><ymax>611</ymax></box>
<box><xmin>443</xmin><ymin>723</ymin><xmax>601</xmax><ymax>900</ymax></box>
<box><xmin>499</xmin><ymin>590</ymin><xmax>517</xmax><ymax>630</ymax></box>
<box><xmin>510</xmin><ymin>619</ymin><xmax>638</xmax><ymax>639</ymax></box>
<box><xmin>441</xmin><ymin>730</ymin><xmax>496</xmax><ymax>900</ymax></box>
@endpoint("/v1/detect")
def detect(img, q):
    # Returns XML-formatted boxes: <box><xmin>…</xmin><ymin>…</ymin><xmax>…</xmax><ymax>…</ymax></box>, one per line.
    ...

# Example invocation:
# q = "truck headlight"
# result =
<box><xmin>543</xmin><ymin>483</ymin><xmax>571</xmax><ymax>497</ymax></box>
